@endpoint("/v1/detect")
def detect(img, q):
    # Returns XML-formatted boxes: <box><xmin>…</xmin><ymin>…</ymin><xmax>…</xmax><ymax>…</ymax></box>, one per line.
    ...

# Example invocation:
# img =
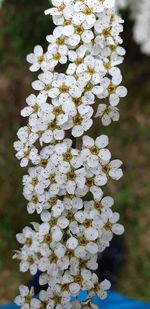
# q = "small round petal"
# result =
<box><xmin>87</xmin><ymin>155</ymin><xmax>99</xmax><ymax>168</ymax></box>
<box><xmin>86</xmin><ymin>14</ymin><xmax>96</xmax><ymax>25</ymax></box>
<box><xmin>41</xmin><ymin>130</ymin><xmax>53</xmax><ymax>143</ymax></box>
<box><xmin>109</xmin><ymin>168</ymin><xmax>123</xmax><ymax>180</ymax></box>
<box><xmin>84</xmin><ymin>227</ymin><xmax>98</xmax><ymax>241</ymax></box>
<box><xmin>102</xmin><ymin>196</ymin><xmax>114</xmax><ymax>208</ymax></box>
<box><xmin>95</xmin><ymin>135</ymin><xmax>108</xmax><ymax>148</ymax></box>
<box><xmin>112</xmin><ymin>223</ymin><xmax>125</xmax><ymax>235</ymax></box>
<box><xmin>83</xmin><ymin>135</ymin><xmax>94</xmax><ymax>148</ymax></box>
<box><xmin>54</xmin><ymin>129</ymin><xmax>65</xmax><ymax>140</ymax></box>
<box><xmin>100</xmin><ymin>279</ymin><xmax>111</xmax><ymax>290</ymax></box>
<box><xmin>72</xmin><ymin>126</ymin><xmax>84</xmax><ymax>137</ymax></box>
<box><xmin>110</xmin><ymin>93</ymin><xmax>120</xmax><ymax>106</ymax></box>
<box><xmin>69</xmin><ymin>283</ymin><xmax>80</xmax><ymax>295</ymax></box>
<box><xmin>21</xmin><ymin>106</ymin><xmax>33</xmax><ymax>117</ymax></box>
<box><xmin>86</xmin><ymin>242</ymin><xmax>98</xmax><ymax>254</ymax></box>
<box><xmin>52</xmin><ymin>227</ymin><xmax>63</xmax><ymax>241</ymax></box>
<box><xmin>90</xmin><ymin>186</ymin><xmax>103</xmax><ymax>200</ymax></box>
<box><xmin>34</xmin><ymin>45</ymin><xmax>43</xmax><ymax>56</ymax></box>
<box><xmin>68</xmin><ymin>34</ymin><xmax>80</xmax><ymax>46</ymax></box>
<box><xmin>66</xmin><ymin>237</ymin><xmax>78</xmax><ymax>250</ymax></box>
<box><xmin>82</xmin><ymin>30</ymin><xmax>94</xmax><ymax>43</ymax></box>
<box><xmin>58</xmin><ymin>217</ymin><xmax>69</xmax><ymax>229</ymax></box>
<box><xmin>116</xmin><ymin>86</ymin><xmax>127</xmax><ymax>97</ymax></box>
<box><xmin>99</xmin><ymin>149</ymin><xmax>111</xmax><ymax>163</ymax></box>
<box><xmin>32</xmin><ymin>80</ymin><xmax>44</xmax><ymax>91</ymax></box>
<box><xmin>95</xmin><ymin>174</ymin><xmax>107</xmax><ymax>186</ymax></box>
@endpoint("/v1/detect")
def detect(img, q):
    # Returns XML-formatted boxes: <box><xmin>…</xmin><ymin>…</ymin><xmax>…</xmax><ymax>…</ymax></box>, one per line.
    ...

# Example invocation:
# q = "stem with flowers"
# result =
<box><xmin>116</xmin><ymin>0</ymin><xmax>150</xmax><ymax>55</ymax></box>
<box><xmin>13</xmin><ymin>0</ymin><xmax>127</xmax><ymax>308</ymax></box>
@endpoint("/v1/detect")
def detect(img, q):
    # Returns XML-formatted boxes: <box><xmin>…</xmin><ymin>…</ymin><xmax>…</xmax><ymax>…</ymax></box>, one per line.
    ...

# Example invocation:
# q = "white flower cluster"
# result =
<box><xmin>116</xmin><ymin>0</ymin><xmax>150</xmax><ymax>55</ymax></box>
<box><xmin>14</xmin><ymin>0</ymin><xmax>127</xmax><ymax>308</ymax></box>
<box><xmin>132</xmin><ymin>0</ymin><xmax>150</xmax><ymax>55</ymax></box>
<box><xmin>0</xmin><ymin>0</ymin><xmax>3</xmax><ymax>7</ymax></box>
<box><xmin>116</xmin><ymin>0</ymin><xmax>127</xmax><ymax>9</ymax></box>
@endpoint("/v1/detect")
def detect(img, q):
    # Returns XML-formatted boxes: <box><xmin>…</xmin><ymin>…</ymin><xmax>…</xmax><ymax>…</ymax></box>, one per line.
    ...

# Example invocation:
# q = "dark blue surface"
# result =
<box><xmin>1</xmin><ymin>291</ymin><xmax>150</xmax><ymax>308</ymax></box>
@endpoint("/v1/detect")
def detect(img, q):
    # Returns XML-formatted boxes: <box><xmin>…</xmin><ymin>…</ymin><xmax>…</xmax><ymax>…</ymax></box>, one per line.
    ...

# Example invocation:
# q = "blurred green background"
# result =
<box><xmin>0</xmin><ymin>0</ymin><xmax>150</xmax><ymax>304</ymax></box>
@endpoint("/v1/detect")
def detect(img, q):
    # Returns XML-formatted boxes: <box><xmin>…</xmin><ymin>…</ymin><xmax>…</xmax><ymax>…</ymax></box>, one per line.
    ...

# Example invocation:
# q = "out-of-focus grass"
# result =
<box><xmin>0</xmin><ymin>1</ymin><xmax>150</xmax><ymax>303</ymax></box>
<box><xmin>0</xmin><ymin>0</ymin><xmax>52</xmax><ymax>68</ymax></box>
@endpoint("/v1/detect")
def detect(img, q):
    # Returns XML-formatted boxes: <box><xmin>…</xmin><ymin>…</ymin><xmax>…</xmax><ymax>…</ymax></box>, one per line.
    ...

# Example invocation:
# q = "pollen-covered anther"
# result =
<box><xmin>108</xmin><ymin>83</ymin><xmax>117</xmax><ymax>94</ymax></box>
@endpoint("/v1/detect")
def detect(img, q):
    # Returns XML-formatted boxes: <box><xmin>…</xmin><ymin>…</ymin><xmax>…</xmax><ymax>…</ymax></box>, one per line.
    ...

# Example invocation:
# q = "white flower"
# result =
<box><xmin>19</xmin><ymin>251</ymin><xmax>38</xmax><ymax>275</ymax></box>
<box><xmin>16</xmin><ymin>226</ymin><xmax>38</xmax><ymax>252</ymax></box>
<box><xmin>32</xmin><ymin>71</ymin><xmax>59</xmax><ymax>99</ymax></box>
<box><xmin>20</xmin><ymin>93</ymin><xmax>47</xmax><ymax>122</ymax></box>
<box><xmin>26</xmin><ymin>193</ymin><xmax>46</xmax><ymax>214</ymax></box>
<box><xmin>15</xmin><ymin>286</ymin><xmax>41</xmax><ymax>309</ymax></box>
<box><xmin>39</xmin><ymin>162</ymin><xmax>62</xmax><ymax>196</ymax></box>
<box><xmin>73</xmin><ymin>2</ymin><xmax>96</xmax><ymax>26</ymax></box>
<box><xmin>105</xmin><ymin>159</ymin><xmax>123</xmax><ymax>180</ymax></box>
<box><xmin>91</xmin><ymin>159</ymin><xmax>123</xmax><ymax>183</ymax></box>
<box><xmin>71</xmin><ymin>110</ymin><xmax>93</xmax><ymax>137</ymax></box>
<box><xmin>75</xmin><ymin>55</ymin><xmax>104</xmax><ymax>85</ymax></box>
<box><xmin>47</xmin><ymin>32</ymin><xmax>68</xmax><ymax>56</ymax></box>
<box><xmin>51</xmin><ymin>141</ymin><xmax>83</xmax><ymax>173</ymax></box>
<box><xmin>95</xmin><ymin>103</ymin><xmax>120</xmax><ymax>126</ymax></box>
<box><xmin>84</xmin><ymin>196</ymin><xmax>114</xmax><ymax>219</ymax></box>
<box><xmin>41</xmin><ymin>196</ymin><xmax>61</xmax><ymax>215</ymax></box>
<box><xmin>81</xmin><ymin>135</ymin><xmax>111</xmax><ymax>167</ymax></box>
<box><xmin>38</xmin><ymin>253</ymin><xmax>59</xmax><ymax>276</ymax></box>
<box><xmin>51</xmin><ymin>75</ymin><xmax>83</xmax><ymax>107</ymax></box>
<box><xmin>23</xmin><ymin>166</ymin><xmax>49</xmax><ymax>196</ymax></box>
<box><xmin>97</xmin><ymin>279</ymin><xmax>111</xmax><ymax>300</ymax></box>
<box><xmin>63</xmin><ymin>195</ymin><xmax>83</xmax><ymax>210</ymax></box>
<box><xmin>97</xmin><ymin>77</ymin><xmax>127</xmax><ymax>106</ymax></box>
<box><xmin>77</xmin><ymin>170</ymin><xmax>104</xmax><ymax>200</ymax></box>
<box><xmin>63</xmin><ymin>167</ymin><xmax>86</xmax><ymax>194</ymax></box>
<box><xmin>45</xmin><ymin>0</ymin><xmax>74</xmax><ymax>19</ymax></box>
<box><xmin>66</xmin><ymin>23</ymin><xmax>94</xmax><ymax>46</ymax></box>
<box><xmin>14</xmin><ymin>140</ymin><xmax>39</xmax><ymax>167</ymax></box>
<box><xmin>94</xmin><ymin>13</ymin><xmax>123</xmax><ymax>38</ymax></box>
<box><xmin>101</xmin><ymin>211</ymin><xmax>125</xmax><ymax>240</ymax></box>
<box><xmin>46</xmin><ymin>47</ymin><xmax>67</xmax><ymax>69</ymax></box>
<box><xmin>43</xmin><ymin>126</ymin><xmax>65</xmax><ymax>145</ymax></box>
<box><xmin>67</xmin><ymin>47</ymin><xmax>87</xmax><ymax>75</ymax></box>
<box><xmin>81</xmin><ymin>79</ymin><xmax>104</xmax><ymax>99</ymax></box>
<box><xmin>26</xmin><ymin>45</ymin><xmax>47</xmax><ymax>72</ymax></box>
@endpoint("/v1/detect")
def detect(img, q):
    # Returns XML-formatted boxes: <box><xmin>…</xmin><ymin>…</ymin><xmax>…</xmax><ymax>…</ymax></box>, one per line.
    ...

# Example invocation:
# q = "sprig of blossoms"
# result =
<box><xmin>116</xmin><ymin>0</ymin><xmax>128</xmax><ymax>9</ymax></box>
<box><xmin>131</xmin><ymin>0</ymin><xmax>150</xmax><ymax>55</ymax></box>
<box><xmin>0</xmin><ymin>0</ymin><xmax>3</xmax><ymax>7</ymax></box>
<box><xmin>14</xmin><ymin>0</ymin><xmax>127</xmax><ymax>308</ymax></box>
<box><xmin>116</xmin><ymin>0</ymin><xmax>150</xmax><ymax>55</ymax></box>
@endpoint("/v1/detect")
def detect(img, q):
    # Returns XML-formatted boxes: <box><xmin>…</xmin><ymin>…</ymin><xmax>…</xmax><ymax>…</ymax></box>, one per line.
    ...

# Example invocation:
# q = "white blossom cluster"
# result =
<box><xmin>116</xmin><ymin>0</ymin><xmax>127</xmax><ymax>9</ymax></box>
<box><xmin>131</xmin><ymin>0</ymin><xmax>150</xmax><ymax>55</ymax></box>
<box><xmin>0</xmin><ymin>0</ymin><xmax>3</xmax><ymax>7</ymax></box>
<box><xmin>116</xmin><ymin>0</ymin><xmax>150</xmax><ymax>55</ymax></box>
<box><xmin>14</xmin><ymin>0</ymin><xmax>127</xmax><ymax>308</ymax></box>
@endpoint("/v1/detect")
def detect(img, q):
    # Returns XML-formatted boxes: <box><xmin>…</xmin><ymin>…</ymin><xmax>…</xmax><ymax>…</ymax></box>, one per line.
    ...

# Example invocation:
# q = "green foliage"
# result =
<box><xmin>0</xmin><ymin>0</ymin><xmax>52</xmax><ymax>67</ymax></box>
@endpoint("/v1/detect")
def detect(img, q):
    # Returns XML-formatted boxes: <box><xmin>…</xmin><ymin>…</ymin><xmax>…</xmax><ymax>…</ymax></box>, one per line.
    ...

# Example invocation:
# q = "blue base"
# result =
<box><xmin>1</xmin><ymin>291</ymin><xmax>150</xmax><ymax>308</ymax></box>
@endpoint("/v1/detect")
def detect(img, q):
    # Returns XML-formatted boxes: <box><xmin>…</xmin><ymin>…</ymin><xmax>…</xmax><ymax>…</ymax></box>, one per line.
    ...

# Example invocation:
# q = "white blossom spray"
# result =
<box><xmin>13</xmin><ymin>0</ymin><xmax>127</xmax><ymax>308</ymax></box>
<box><xmin>116</xmin><ymin>0</ymin><xmax>150</xmax><ymax>55</ymax></box>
